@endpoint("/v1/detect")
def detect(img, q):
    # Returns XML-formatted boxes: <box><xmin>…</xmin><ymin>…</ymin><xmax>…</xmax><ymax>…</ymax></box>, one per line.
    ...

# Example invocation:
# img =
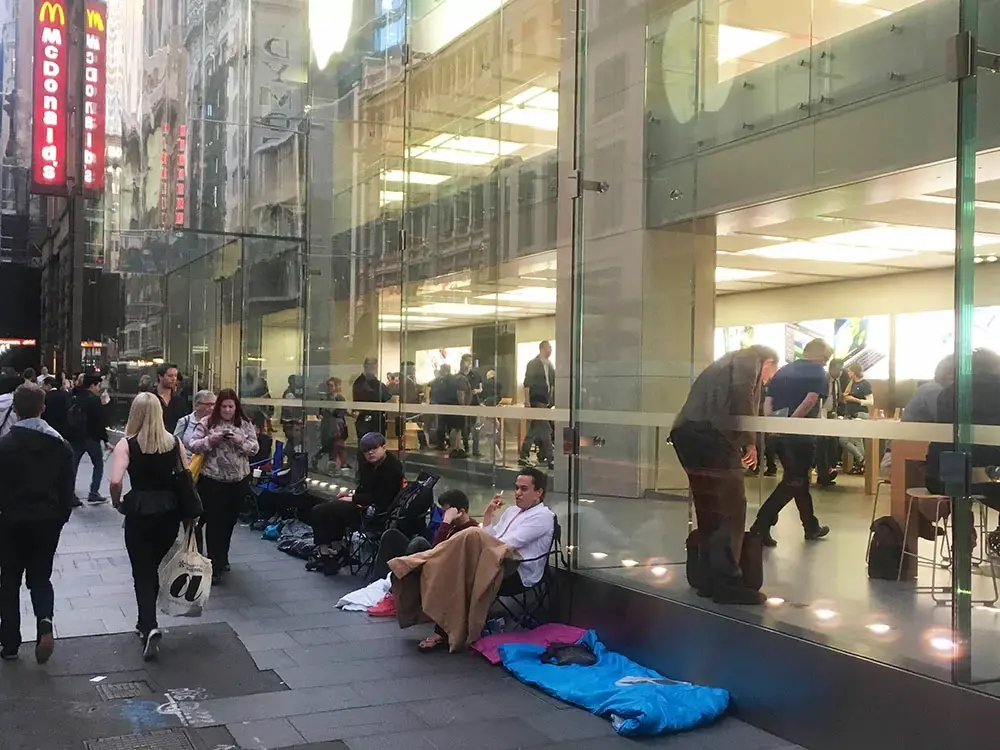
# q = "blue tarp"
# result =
<box><xmin>499</xmin><ymin>629</ymin><xmax>729</xmax><ymax>737</ymax></box>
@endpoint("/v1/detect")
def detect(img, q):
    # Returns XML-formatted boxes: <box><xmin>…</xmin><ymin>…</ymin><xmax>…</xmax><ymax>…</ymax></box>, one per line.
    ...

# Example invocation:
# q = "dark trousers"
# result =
<box><xmin>814</xmin><ymin>436</ymin><xmax>839</xmax><ymax>484</ymax></box>
<box><xmin>124</xmin><ymin>512</ymin><xmax>180</xmax><ymax>634</ymax></box>
<box><xmin>373</xmin><ymin>529</ymin><xmax>431</xmax><ymax>580</ymax></box>
<box><xmin>754</xmin><ymin>435</ymin><xmax>820</xmax><ymax>532</ymax></box>
<box><xmin>197</xmin><ymin>475</ymin><xmax>247</xmax><ymax>569</ymax></box>
<box><xmin>315</xmin><ymin>436</ymin><xmax>348</xmax><ymax>468</ymax></box>
<box><xmin>73</xmin><ymin>438</ymin><xmax>104</xmax><ymax>495</ymax></box>
<box><xmin>0</xmin><ymin>520</ymin><xmax>63</xmax><ymax>650</ymax></box>
<box><xmin>462</xmin><ymin>417</ymin><xmax>480</xmax><ymax>455</ymax></box>
<box><xmin>520</xmin><ymin>419</ymin><xmax>554</xmax><ymax>463</ymax></box>
<box><xmin>309</xmin><ymin>499</ymin><xmax>362</xmax><ymax>546</ymax></box>
<box><xmin>671</xmin><ymin>423</ymin><xmax>747</xmax><ymax>563</ymax></box>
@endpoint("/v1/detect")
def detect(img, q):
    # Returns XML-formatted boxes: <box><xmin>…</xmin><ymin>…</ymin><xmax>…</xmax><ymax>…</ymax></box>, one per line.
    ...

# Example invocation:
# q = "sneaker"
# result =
<box><xmin>368</xmin><ymin>593</ymin><xmax>397</xmax><ymax>618</ymax></box>
<box><xmin>87</xmin><ymin>493</ymin><xmax>108</xmax><ymax>505</ymax></box>
<box><xmin>760</xmin><ymin>530</ymin><xmax>778</xmax><ymax>548</ymax></box>
<box><xmin>35</xmin><ymin>619</ymin><xmax>54</xmax><ymax>665</ymax></box>
<box><xmin>70</xmin><ymin>498</ymin><xmax>84</xmax><ymax>508</ymax></box>
<box><xmin>449</xmin><ymin>449</ymin><xmax>468</xmax><ymax>459</ymax></box>
<box><xmin>805</xmin><ymin>525</ymin><xmax>831</xmax><ymax>541</ymax></box>
<box><xmin>142</xmin><ymin>628</ymin><xmax>162</xmax><ymax>661</ymax></box>
<box><xmin>1</xmin><ymin>646</ymin><xmax>18</xmax><ymax>661</ymax></box>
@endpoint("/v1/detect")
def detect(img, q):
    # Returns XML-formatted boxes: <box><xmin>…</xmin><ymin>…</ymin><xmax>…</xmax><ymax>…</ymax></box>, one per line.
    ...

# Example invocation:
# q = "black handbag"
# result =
<box><xmin>172</xmin><ymin>442</ymin><xmax>203</xmax><ymax>519</ymax></box>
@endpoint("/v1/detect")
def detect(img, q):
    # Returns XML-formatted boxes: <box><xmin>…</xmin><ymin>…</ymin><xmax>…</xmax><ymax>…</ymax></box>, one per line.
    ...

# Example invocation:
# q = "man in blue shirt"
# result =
<box><xmin>750</xmin><ymin>339</ymin><xmax>833</xmax><ymax>546</ymax></box>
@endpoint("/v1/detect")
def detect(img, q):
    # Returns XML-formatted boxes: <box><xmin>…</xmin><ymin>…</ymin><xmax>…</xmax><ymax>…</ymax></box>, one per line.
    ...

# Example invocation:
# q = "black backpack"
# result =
<box><xmin>868</xmin><ymin>516</ymin><xmax>905</xmax><ymax>580</ymax></box>
<box><xmin>66</xmin><ymin>400</ymin><xmax>87</xmax><ymax>441</ymax></box>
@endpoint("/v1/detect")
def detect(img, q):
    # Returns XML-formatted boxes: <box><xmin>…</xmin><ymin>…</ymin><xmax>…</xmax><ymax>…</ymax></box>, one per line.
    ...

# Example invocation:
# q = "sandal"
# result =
<box><xmin>418</xmin><ymin>633</ymin><xmax>448</xmax><ymax>653</ymax></box>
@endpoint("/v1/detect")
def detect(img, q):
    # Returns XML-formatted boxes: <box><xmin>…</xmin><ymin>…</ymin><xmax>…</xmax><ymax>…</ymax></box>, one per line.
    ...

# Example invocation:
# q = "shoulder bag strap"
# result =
<box><xmin>0</xmin><ymin>406</ymin><xmax>13</xmax><ymax>432</ymax></box>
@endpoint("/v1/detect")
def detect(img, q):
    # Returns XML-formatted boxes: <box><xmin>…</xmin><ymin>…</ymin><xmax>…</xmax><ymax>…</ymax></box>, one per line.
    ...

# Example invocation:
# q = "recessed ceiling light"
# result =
<box><xmin>913</xmin><ymin>194</ymin><xmax>1000</xmax><ymax>211</ymax></box>
<box><xmin>476</xmin><ymin>287</ymin><xmax>558</xmax><ymax>304</ymax></box>
<box><xmin>717</xmin><ymin>25</ymin><xmax>786</xmax><ymax>63</ymax></box>
<box><xmin>823</xmin><ymin>226</ymin><xmax>1000</xmax><ymax>253</ymax></box>
<box><xmin>715</xmin><ymin>267</ymin><xmax>775</xmax><ymax>282</ymax></box>
<box><xmin>379</xmin><ymin>190</ymin><xmax>404</xmax><ymax>206</ymax></box>
<box><xmin>408</xmin><ymin>133</ymin><xmax>524</xmax><ymax>165</ymax></box>
<box><xmin>381</xmin><ymin>169</ymin><xmax>450</xmax><ymax>185</ymax></box>
<box><xmin>405</xmin><ymin>303</ymin><xmax>517</xmax><ymax>316</ymax></box>
<box><xmin>744</xmin><ymin>241</ymin><xmax>912</xmax><ymax>264</ymax></box>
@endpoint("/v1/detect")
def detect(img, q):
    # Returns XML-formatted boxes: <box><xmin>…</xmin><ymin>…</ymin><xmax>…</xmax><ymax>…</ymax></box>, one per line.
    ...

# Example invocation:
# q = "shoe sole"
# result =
<box><xmin>805</xmin><ymin>529</ymin><xmax>831</xmax><ymax>541</ymax></box>
<box><xmin>143</xmin><ymin>631</ymin><xmax>162</xmax><ymax>661</ymax></box>
<box><xmin>35</xmin><ymin>633</ymin><xmax>54</xmax><ymax>665</ymax></box>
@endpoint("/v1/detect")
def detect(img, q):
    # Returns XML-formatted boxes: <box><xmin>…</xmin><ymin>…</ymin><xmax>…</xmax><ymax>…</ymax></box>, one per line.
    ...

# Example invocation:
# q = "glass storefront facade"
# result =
<box><xmin>105</xmin><ymin>0</ymin><xmax>1000</xmax><ymax>700</ymax></box>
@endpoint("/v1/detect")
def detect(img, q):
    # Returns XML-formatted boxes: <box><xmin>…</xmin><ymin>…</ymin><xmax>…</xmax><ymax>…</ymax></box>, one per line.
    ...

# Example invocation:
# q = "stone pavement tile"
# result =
<box><xmin>351</xmin><ymin>673</ymin><xmax>513</xmax><ymax>705</ymax></box>
<box><xmin>693</xmin><ymin>718</ymin><xmax>797</xmax><ymax>750</ymax></box>
<box><xmin>67</xmin><ymin>595</ymin><xmax>129</xmax><ymax>611</ymax></box>
<box><xmin>227</xmin><ymin>718</ymin><xmax>306</xmax><ymax>749</ymax></box>
<box><xmin>253</xmin><ymin>648</ymin><xmax>300</xmax><ymax>670</ymax></box>
<box><xmin>280</xmin><ymin>598</ymin><xmax>346</xmax><ymax>616</ymax></box>
<box><xmin>290</xmin><ymin>706</ymin><xmax>428</xmax><ymax>743</ymax></box>
<box><xmin>404</xmin><ymin>687</ymin><xmax>557</xmax><ymax>728</ymax></box>
<box><xmin>522</xmin><ymin>707</ymin><xmax>620</xmax><ymax>742</ymax></box>
<box><xmin>238</xmin><ymin>604</ymin><xmax>291</xmax><ymax>620</ymax></box>
<box><xmin>284</xmin><ymin>638</ymin><xmax>423</xmax><ymax>667</ymax></box>
<box><xmin>193</xmin><ymin>685</ymin><xmax>368</xmax><ymax>726</ymax></box>
<box><xmin>240</xmin><ymin>632</ymin><xmax>299</xmax><ymax>652</ymax></box>
<box><xmin>345</xmin><ymin>717</ymin><xmax>549</xmax><ymax>750</ymax></box>
<box><xmin>231</xmin><ymin>612</ymin><xmax>361</xmax><ymax>636</ymax></box>
<box><xmin>85</xmin><ymin>582</ymin><xmax>135</xmax><ymax>597</ymax></box>
<box><xmin>53</xmin><ymin>618</ymin><xmax>107</xmax><ymax>638</ymax></box>
<box><xmin>325</xmin><ymin>623</ymin><xmax>408</xmax><ymax>643</ymax></box>
<box><xmin>287</xmin><ymin>627</ymin><xmax>349</xmax><ymax>647</ymax></box>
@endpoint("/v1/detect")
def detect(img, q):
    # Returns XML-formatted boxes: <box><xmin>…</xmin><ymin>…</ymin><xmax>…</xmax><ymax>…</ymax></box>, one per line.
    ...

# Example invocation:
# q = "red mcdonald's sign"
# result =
<box><xmin>82</xmin><ymin>0</ymin><xmax>107</xmax><ymax>192</ymax></box>
<box><xmin>31</xmin><ymin>0</ymin><xmax>69</xmax><ymax>194</ymax></box>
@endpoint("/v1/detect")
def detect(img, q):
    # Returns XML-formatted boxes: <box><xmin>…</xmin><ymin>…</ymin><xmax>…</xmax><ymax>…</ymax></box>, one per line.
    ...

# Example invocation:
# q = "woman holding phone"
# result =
<box><xmin>189</xmin><ymin>388</ymin><xmax>258</xmax><ymax>583</ymax></box>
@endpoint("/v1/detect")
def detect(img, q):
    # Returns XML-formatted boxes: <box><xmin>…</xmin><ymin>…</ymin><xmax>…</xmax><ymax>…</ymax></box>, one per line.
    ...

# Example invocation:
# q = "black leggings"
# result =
<box><xmin>373</xmin><ymin>529</ymin><xmax>430</xmax><ymax>579</ymax></box>
<box><xmin>124</xmin><ymin>512</ymin><xmax>181</xmax><ymax>634</ymax></box>
<box><xmin>309</xmin><ymin>499</ymin><xmax>363</xmax><ymax>546</ymax></box>
<box><xmin>197</xmin><ymin>475</ymin><xmax>248</xmax><ymax>570</ymax></box>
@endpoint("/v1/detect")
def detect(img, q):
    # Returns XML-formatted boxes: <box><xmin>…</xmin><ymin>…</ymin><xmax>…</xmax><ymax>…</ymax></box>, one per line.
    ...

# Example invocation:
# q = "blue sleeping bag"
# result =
<box><xmin>499</xmin><ymin>630</ymin><xmax>729</xmax><ymax>737</ymax></box>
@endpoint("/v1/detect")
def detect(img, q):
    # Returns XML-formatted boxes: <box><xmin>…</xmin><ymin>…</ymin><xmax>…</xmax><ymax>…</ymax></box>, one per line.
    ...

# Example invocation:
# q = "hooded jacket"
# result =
<box><xmin>0</xmin><ymin>417</ymin><xmax>75</xmax><ymax>523</ymax></box>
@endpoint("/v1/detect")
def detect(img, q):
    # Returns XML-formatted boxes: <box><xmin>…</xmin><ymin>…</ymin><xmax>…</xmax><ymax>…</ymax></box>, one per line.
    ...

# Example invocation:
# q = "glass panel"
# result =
<box><xmin>571</xmin><ymin>0</ymin><xmax>971</xmax><ymax>683</ymax></box>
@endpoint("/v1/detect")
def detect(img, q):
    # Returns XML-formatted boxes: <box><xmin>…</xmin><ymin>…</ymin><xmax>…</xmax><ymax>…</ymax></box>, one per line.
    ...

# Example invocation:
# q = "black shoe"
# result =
<box><xmin>211</xmin><ymin>573</ymin><xmax>222</xmax><ymax>585</ymax></box>
<box><xmin>142</xmin><ymin>629</ymin><xmax>162</xmax><ymax>661</ymax></box>
<box><xmin>1</xmin><ymin>646</ymin><xmax>18</xmax><ymax>661</ymax></box>
<box><xmin>221</xmin><ymin>563</ymin><xmax>231</xmax><ymax>573</ymax></box>
<box><xmin>805</xmin><ymin>525</ymin><xmax>831</xmax><ymax>541</ymax></box>
<box><xmin>35</xmin><ymin>619</ymin><xmax>54</xmax><ymax>665</ymax></box>
<box><xmin>70</xmin><ymin>499</ymin><xmax>83</xmax><ymax>508</ymax></box>
<box><xmin>760</xmin><ymin>530</ymin><xmax>778</xmax><ymax>548</ymax></box>
<box><xmin>87</xmin><ymin>493</ymin><xmax>108</xmax><ymax>505</ymax></box>
<box><xmin>449</xmin><ymin>449</ymin><xmax>468</xmax><ymax>459</ymax></box>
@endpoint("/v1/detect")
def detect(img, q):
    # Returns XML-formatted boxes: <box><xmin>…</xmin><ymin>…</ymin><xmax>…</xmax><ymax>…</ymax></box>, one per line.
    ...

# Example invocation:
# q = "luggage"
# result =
<box><xmin>868</xmin><ymin>516</ymin><xmax>905</xmax><ymax>581</ymax></box>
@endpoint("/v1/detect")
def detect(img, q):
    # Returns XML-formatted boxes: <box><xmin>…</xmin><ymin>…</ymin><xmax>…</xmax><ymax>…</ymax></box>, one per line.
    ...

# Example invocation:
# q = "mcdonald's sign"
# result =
<box><xmin>82</xmin><ymin>0</ymin><xmax>107</xmax><ymax>193</ymax></box>
<box><xmin>30</xmin><ymin>0</ymin><xmax>68</xmax><ymax>194</ymax></box>
<box><xmin>37</xmin><ymin>1</ymin><xmax>65</xmax><ymax>26</ymax></box>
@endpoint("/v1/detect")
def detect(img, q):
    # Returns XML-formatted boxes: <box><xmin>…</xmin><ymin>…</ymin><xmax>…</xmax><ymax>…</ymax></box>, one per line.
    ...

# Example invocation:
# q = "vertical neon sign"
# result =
<box><xmin>31</xmin><ymin>0</ymin><xmax>69</xmax><ymax>194</ymax></box>
<box><xmin>82</xmin><ymin>1</ymin><xmax>107</xmax><ymax>193</ymax></box>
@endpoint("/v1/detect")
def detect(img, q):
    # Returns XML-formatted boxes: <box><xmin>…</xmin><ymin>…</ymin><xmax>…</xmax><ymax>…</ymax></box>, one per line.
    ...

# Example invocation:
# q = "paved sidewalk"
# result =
<box><xmin>0</xmin><ymin>460</ymin><xmax>803</xmax><ymax>749</ymax></box>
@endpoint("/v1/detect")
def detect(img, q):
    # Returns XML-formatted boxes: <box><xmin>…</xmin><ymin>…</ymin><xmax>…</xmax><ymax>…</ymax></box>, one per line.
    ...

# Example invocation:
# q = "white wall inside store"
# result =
<box><xmin>259</xmin><ymin>320</ymin><xmax>302</xmax><ymax>393</ymax></box>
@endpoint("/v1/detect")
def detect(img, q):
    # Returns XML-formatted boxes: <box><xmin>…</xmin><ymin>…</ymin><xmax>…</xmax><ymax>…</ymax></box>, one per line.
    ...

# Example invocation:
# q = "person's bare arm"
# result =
<box><xmin>109</xmin><ymin>439</ymin><xmax>131</xmax><ymax>508</ymax></box>
<box><xmin>483</xmin><ymin>493</ymin><xmax>504</xmax><ymax>529</ymax></box>
<box><xmin>791</xmin><ymin>392</ymin><xmax>821</xmax><ymax>419</ymax></box>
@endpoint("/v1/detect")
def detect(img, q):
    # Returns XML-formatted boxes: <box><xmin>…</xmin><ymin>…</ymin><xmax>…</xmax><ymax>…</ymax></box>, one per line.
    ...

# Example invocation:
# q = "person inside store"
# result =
<box><xmin>188</xmin><ymin>388</ymin><xmax>259</xmax><ymax>583</ymax></box>
<box><xmin>279</xmin><ymin>375</ymin><xmax>306</xmax><ymax>451</ymax></box>
<box><xmin>839</xmin><ymin>362</ymin><xmax>873</xmax><ymax>474</ymax></box>
<box><xmin>749</xmin><ymin>339</ymin><xmax>833</xmax><ymax>548</ymax></box>
<box><xmin>444</xmin><ymin>363</ymin><xmax>472</xmax><ymax>460</ymax></box>
<box><xmin>154</xmin><ymin>363</ymin><xmax>187</xmax><ymax>433</ymax></box>
<box><xmin>904</xmin><ymin>354</ymin><xmax>954</xmax><ymax>423</ymax></box>
<box><xmin>427</xmin><ymin>365</ymin><xmax>451</xmax><ymax>450</ymax></box>
<box><xmin>173</xmin><ymin>390</ymin><xmax>217</xmax><ymax>454</ymax></box>
<box><xmin>370</xmin><ymin>489</ymin><xmax>479</xmax><ymax>593</ymax></box>
<box><xmin>926</xmin><ymin>348</ymin><xmax>1000</xmax><ymax>556</ymax></box>
<box><xmin>249</xmin><ymin>411</ymin><xmax>273</xmax><ymax>470</ymax></box>
<box><xmin>815</xmin><ymin>358</ymin><xmax>845</xmax><ymax>487</ymax></box>
<box><xmin>305</xmin><ymin>432</ymin><xmax>405</xmax><ymax>575</ymax></box>
<box><xmin>313</xmin><ymin>377</ymin><xmax>348</xmax><ymax>474</ymax></box>
<box><xmin>352</xmin><ymin>357</ymin><xmax>392</xmax><ymax>446</ymax></box>
<box><xmin>671</xmin><ymin>345</ymin><xmax>779</xmax><ymax>605</ymax></box>
<box><xmin>519</xmin><ymin>340</ymin><xmax>556</xmax><ymax>470</ymax></box>
<box><xmin>401</xmin><ymin>362</ymin><xmax>429</xmax><ymax>451</ymax></box>
<box><xmin>412</xmin><ymin>468</ymin><xmax>555</xmax><ymax>652</ymax></box>
<box><xmin>459</xmin><ymin>354</ymin><xmax>484</xmax><ymax>457</ymax></box>
<box><xmin>482</xmin><ymin>369</ymin><xmax>502</xmax><ymax>406</ymax></box>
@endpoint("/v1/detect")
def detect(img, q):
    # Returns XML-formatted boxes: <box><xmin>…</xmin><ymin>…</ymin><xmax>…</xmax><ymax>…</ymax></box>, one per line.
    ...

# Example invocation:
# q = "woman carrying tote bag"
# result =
<box><xmin>189</xmin><ymin>388</ymin><xmax>258</xmax><ymax>584</ymax></box>
<box><xmin>109</xmin><ymin>393</ymin><xmax>202</xmax><ymax>661</ymax></box>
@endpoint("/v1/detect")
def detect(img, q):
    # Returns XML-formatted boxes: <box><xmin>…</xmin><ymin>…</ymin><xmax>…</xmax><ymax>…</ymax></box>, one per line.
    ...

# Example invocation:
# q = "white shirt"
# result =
<box><xmin>483</xmin><ymin>502</ymin><xmax>555</xmax><ymax>587</ymax></box>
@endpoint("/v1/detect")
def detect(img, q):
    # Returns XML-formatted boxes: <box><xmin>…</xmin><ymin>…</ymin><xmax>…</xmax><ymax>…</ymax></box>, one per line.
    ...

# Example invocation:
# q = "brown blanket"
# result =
<box><xmin>389</xmin><ymin>527</ymin><xmax>520</xmax><ymax>652</ymax></box>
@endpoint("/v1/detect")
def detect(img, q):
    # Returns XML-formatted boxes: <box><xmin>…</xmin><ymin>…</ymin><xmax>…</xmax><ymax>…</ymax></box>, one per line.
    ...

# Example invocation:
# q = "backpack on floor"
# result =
<box><xmin>868</xmin><ymin>516</ymin><xmax>905</xmax><ymax>581</ymax></box>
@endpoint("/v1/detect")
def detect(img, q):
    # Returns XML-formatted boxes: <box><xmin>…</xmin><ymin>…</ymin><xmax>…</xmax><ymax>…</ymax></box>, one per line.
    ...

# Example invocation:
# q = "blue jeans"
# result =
<box><xmin>73</xmin><ymin>439</ymin><xmax>104</xmax><ymax>495</ymax></box>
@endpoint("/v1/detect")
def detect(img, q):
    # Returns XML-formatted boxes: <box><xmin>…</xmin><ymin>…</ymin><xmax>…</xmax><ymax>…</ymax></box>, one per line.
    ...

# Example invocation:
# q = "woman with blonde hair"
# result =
<box><xmin>109</xmin><ymin>392</ymin><xmax>202</xmax><ymax>661</ymax></box>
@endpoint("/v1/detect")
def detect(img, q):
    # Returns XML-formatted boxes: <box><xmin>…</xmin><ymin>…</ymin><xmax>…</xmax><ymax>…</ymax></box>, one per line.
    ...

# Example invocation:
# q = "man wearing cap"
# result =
<box><xmin>305</xmin><ymin>432</ymin><xmax>404</xmax><ymax>575</ymax></box>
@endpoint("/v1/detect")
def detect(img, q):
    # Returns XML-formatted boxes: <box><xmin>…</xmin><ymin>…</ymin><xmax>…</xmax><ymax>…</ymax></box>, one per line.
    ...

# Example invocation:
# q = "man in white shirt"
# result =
<box><xmin>482</xmin><ymin>466</ymin><xmax>555</xmax><ymax>592</ymax></box>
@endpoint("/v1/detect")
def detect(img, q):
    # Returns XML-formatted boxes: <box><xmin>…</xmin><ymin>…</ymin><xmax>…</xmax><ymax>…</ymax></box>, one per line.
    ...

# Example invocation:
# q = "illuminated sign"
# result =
<box><xmin>82</xmin><ymin>1</ymin><xmax>107</xmax><ymax>192</ymax></box>
<box><xmin>31</xmin><ymin>0</ymin><xmax>69</xmax><ymax>194</ymax></box>
<box><xmin>0</xmin><ymin>339</ymin><xmax>38</xmax><ymax>346</ymax></box>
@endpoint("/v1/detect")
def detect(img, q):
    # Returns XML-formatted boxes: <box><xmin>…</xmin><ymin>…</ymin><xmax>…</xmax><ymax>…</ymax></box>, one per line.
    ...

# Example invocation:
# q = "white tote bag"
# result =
<box><xmin>158</xmin><ymin>526</ymin><xmax>213</xmax><ymax>617</ymax></box>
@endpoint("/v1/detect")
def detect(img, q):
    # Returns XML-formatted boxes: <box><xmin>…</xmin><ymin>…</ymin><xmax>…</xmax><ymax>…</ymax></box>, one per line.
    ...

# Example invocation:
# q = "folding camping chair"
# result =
<box><xmin>494</xmin><ymin>516</ymin><xmax>568</xmax><ymax>629</ymax></box>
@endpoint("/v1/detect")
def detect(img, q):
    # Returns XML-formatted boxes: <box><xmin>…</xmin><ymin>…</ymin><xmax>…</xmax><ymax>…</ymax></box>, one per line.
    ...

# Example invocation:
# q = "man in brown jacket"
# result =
<box><xmin>671</xmin><ymin>345</ymin><xmax>779</xmax><ymax>605</ymax></box>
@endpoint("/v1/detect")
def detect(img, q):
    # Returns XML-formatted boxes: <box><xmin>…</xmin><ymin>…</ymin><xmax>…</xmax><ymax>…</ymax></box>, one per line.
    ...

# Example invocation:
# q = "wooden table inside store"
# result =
<box><xmin>889</xmin><ymin>439</ymin><xmax>930</xmax><ymax>581</ymax></box>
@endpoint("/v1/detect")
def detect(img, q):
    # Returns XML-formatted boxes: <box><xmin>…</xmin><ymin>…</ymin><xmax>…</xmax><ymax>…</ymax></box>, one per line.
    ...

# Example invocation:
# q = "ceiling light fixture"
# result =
<box><xmin>408</xmin><ymin>133</ymin><xmax>524</xmax><ymax>166</ymax></box>
<box><xmin>823</xmin><ymin>226</ymin><xmax>1000</xmax><ymax>253</ymax></box>
<box><xmin>405</xmin><ymin>303</ymin><xmax>517</xmax><ymax>316</ymax></box>
<box><xmin>715</xmin><ymin>267</ymin><xmax>775</xmax><ymax>282</ymax></box>
<box><xmin>476</xmin><ymin>287</ymin><xmax>558</xmax><ymax>304</ymax></box>
<box><xmin>381</xmin><ymin>169</ymin><xmax>451</xmax><ymax>185</ymax></box>
<box><xmin>743</xmin><ymin>241</ymin><xmax>912</xmax><ymax>264</ymax></box>
<box><xmin>717</xmin><ymin>24</ymin><xmax>786</xmax><ymax>63</ymax></box>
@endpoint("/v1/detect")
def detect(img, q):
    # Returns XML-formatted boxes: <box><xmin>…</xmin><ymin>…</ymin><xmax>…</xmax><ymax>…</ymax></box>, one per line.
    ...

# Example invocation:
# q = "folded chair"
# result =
<box><xmin>494</xmin><ymin>517</ymin><xmax>568</xmax><ymax>629</ymax></box>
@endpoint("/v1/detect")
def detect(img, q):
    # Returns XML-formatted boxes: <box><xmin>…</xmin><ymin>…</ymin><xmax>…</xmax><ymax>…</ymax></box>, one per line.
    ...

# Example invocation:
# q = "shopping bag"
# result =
<box><xmin>158</xmin><ymin>526</ymin><xmax>212</xmax><ymax>617</ymax></box>
<box><xmin>188</xmin><ymin>452</ymin><xmax>205</xmax><ymax>482</ymax></box>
